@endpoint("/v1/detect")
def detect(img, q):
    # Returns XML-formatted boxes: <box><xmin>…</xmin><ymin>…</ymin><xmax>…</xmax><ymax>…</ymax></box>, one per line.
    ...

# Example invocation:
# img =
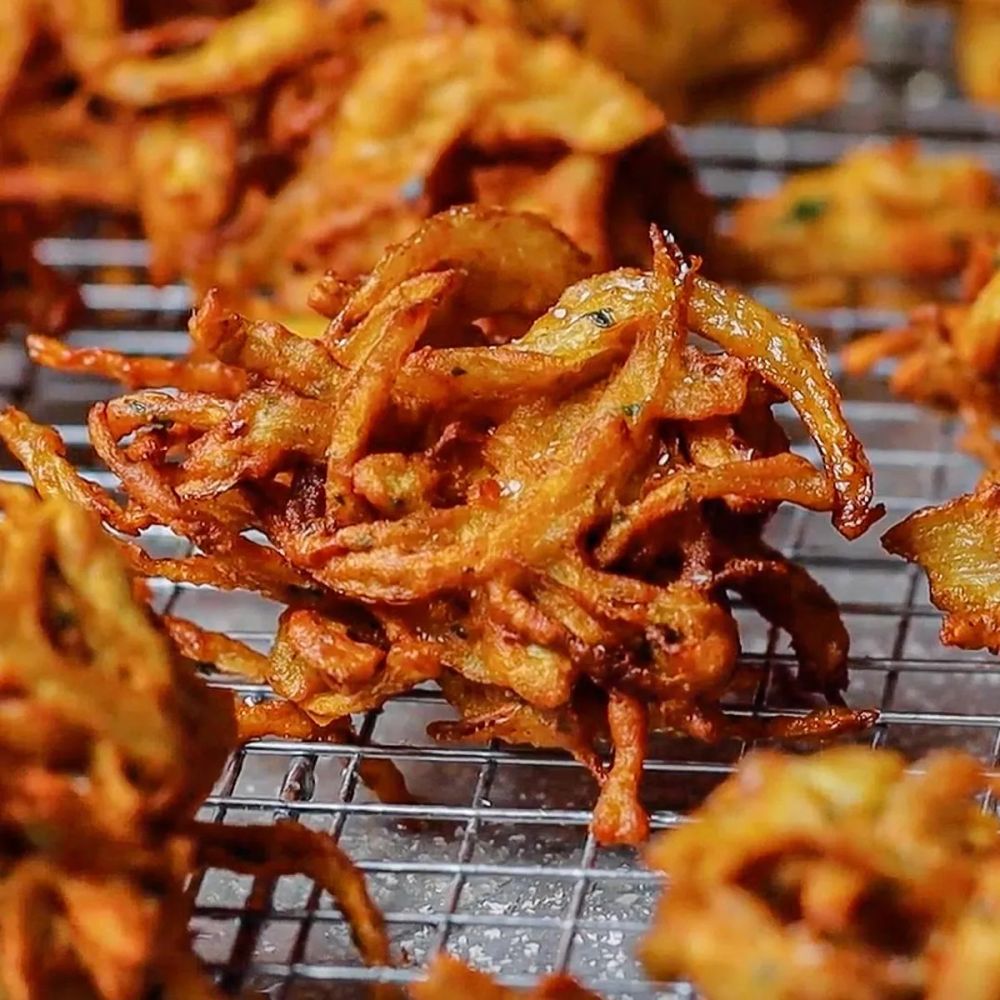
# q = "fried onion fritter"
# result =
<box><xmin>197</xmin><ymin>23</ymin><xmax>708</xmax><ymax>299</ymax></box>
<box><xmin>883</xmin><ymin>477</ymin><xmax>1000</xmax><ymax>653</ymax></box>
<box><xmin>642</xmin><ymin>746</ymin><xmax>1000</xmax><ymax>1000</ymax></box>
<box><xmin>843</xmin><ymin>238</ymin><xmax>1000</xmax><ymax>468</ymax></box>
<box><xmin>0</xmin><ymin>485</ymin><xmax>393</xmax><ymax>998</ymax></box>
<box><xmin>0</xmin><ymin>0</ymin><xmax>713</xmax><ymax>330</ymax></box>
<box><xmin>728</xmin><ymin>140</ymin><xmax>1000</xmax><ymax>306</ymax></box>
<box><xmin>0</xmin><ymin>485</ymin><xmax>231</xmax><ymax>1000</ymax></box>
<box><xmin>1</xmin><ymin>208</ymin><xmax>883</xmax><ymax>846</ymax></box>
<box><xmin>513</xmin><ymin>0</ymin><xmax>863</xmax><ymax>124</ymax></box>
<box><xmin>0</xmin><ymin>0</ymin><xmax>860</xmax><ymax>330</ymax></box>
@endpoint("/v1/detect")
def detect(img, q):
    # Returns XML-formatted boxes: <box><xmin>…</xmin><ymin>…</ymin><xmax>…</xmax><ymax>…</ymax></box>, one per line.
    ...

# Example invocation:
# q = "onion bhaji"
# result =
<box><xmin>643</xmin><ymin>746</ymin><xmax>1000</xmax><ymax>1000</ymax></box>
<box><xmin>0</xmin><ymin>207</ymin><xmax>884</xmax><ymax>846</ymax></box>
<box><xmin>0</xmin><ymin>0</ymin><xmax>712</xmax><ymax>332</ymax></box>
<box><xmin>728</xmin><ymin>140</ymin><xmax>1000</xmax><ymax>306</ymax></box>
<box><xmin>516</xmin><ymin>0</ymin><xmax>863</xmax><ymax>125</ymax></box>
<box><xmin>843</xmin><ymin>238</ymin><xmax>1000</xmax><ymax>468</ymax></box>
<box><xmin>883</xmin><ymin>477</ymin><xmax>1000</xmax><ymax>653</ymax></box>
<box><xmin>0</xmin><ymin>485</ymin><xmax>392</xmax><ymax>999</ymax></box>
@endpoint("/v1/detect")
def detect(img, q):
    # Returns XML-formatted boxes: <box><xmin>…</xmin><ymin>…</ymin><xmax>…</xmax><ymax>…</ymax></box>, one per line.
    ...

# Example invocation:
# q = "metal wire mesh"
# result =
<box><xmin>3</xmin><ymin>2</ymin><xmax>1000</xmax><ymax>996</ymax></box>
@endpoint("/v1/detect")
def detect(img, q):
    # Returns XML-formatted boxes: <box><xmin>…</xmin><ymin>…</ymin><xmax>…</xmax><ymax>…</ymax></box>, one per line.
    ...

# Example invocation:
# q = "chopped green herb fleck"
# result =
<box><xmin>787</xmin><ymin>197</ymin><xmax>827</xmax><ymax>223</ymax></box>
<box><xmin>622</xmin><ymin>402</ymin><xmax>643</xmax><ymax>420</ymax></box>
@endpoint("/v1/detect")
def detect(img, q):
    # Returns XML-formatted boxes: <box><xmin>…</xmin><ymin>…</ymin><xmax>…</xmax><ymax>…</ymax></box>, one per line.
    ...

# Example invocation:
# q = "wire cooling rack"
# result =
<box><xmin>4</xmin><ymin>3</ymin><xmax>1000</xmax><ymax>997</ymax></box>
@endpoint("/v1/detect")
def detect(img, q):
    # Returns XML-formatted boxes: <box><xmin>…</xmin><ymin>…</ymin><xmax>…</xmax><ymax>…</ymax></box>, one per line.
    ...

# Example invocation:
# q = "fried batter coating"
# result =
<box><xmin>0</xmin><ymin>486</ymin><xmax>393</xmax><ymax>998</ymax></box>
<box><xmin>3</xmin><ymin>208</ymin><xmax>883</xmax><ymax>846</ymax></box>
<box><xmin>642</xmin><ymin>747</ymin><xmax>1000</xmax><ymax>1000</ymax></box>
<box><xmin>728</xmin><ymin>140</ymin><xmax>1000</xmax><ymax>305</ymax></box>
<box><xmin>0</xmin><ymin>486</ymin><xmax>227</xmax><ymax>999</ymax></box>
<box><xmin>843</xmin><ymin>239</ymin><xmax>1000</xmax><ymax>467</ymax></box>
<box><xmin>411</xmin><ymin>955</ymin><xmax>601</xmax><ymax>999</ymax></box>
<box><xmin>0</xmin><ymin>0</ymin><xmax>712</xmax><ymax>326</ymax></box>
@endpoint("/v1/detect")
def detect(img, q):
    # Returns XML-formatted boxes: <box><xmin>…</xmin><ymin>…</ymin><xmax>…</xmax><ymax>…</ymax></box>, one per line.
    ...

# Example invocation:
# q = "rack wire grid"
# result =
<box><xmin>2</xmin><ymin>2</ymin><xmax>1000</xmax><ymax>997</ymax></box>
